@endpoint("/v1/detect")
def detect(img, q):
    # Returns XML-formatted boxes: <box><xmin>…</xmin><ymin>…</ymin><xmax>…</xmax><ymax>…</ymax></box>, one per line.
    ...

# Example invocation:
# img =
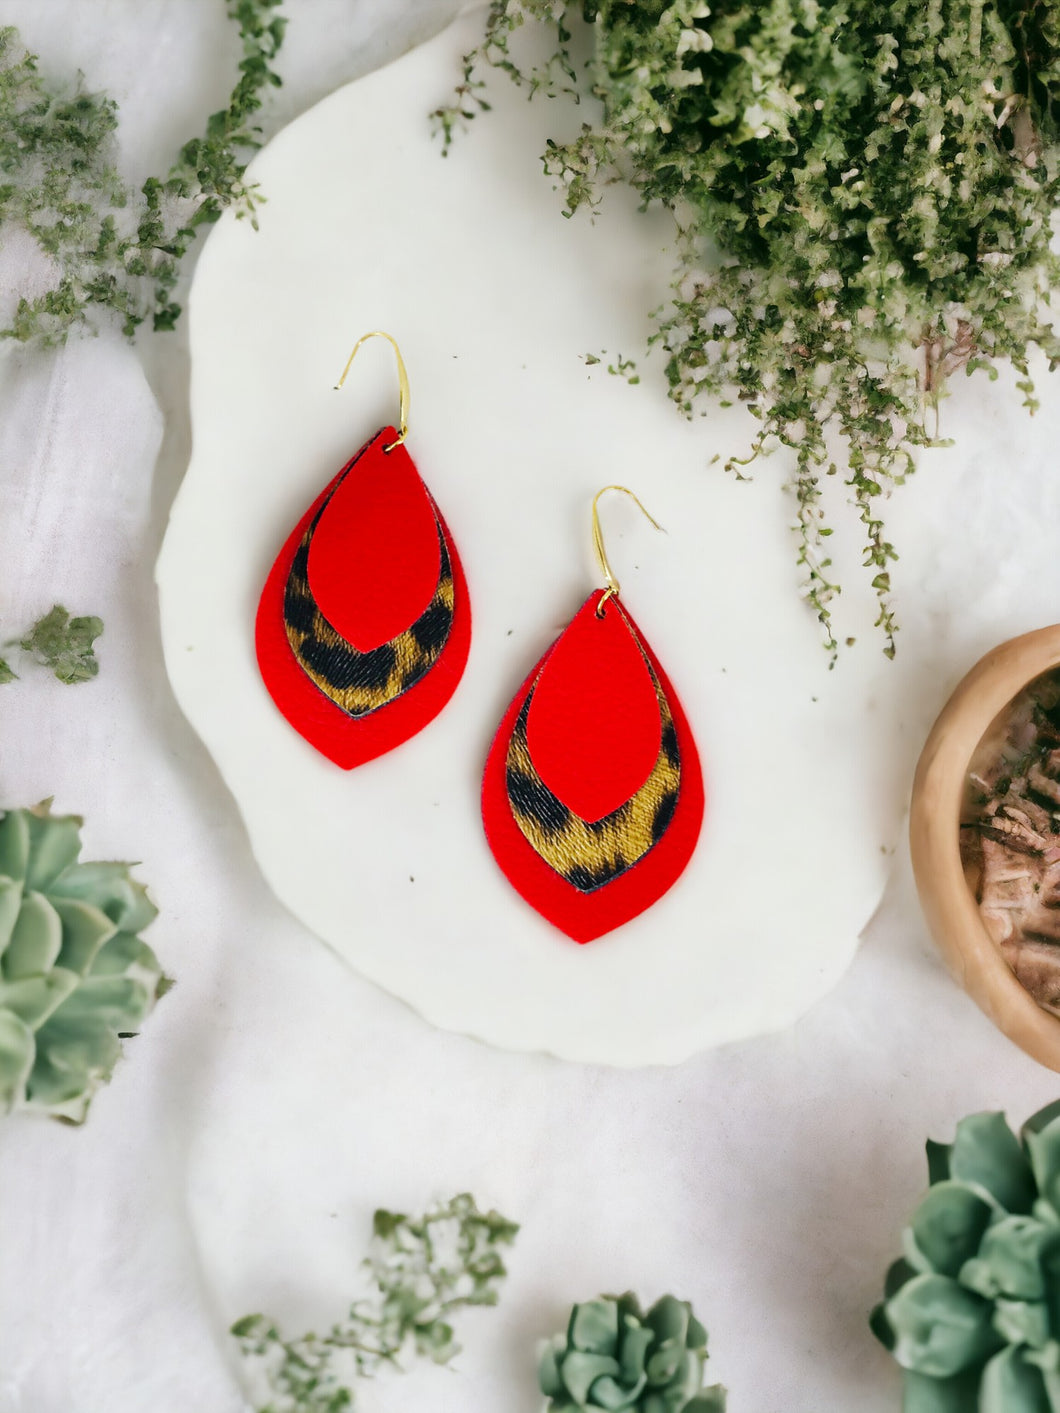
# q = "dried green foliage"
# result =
<box><xmin>436</xmin><ymin>0</ymin><xmax>1060</xmax><ymax>658</ymax></box>
<box><xmin>16</xmin><ymin>605</ymin><xmax>103</xmax><ymax>684</ymax></box>
<box><xmin>0</xmin><ymin>0</ymin><xmax>285</xmax><ymax>344</ymax></box>
<box><xmin>231</xmin><ymin>1192</ymin><xmax>519</xmax><ymax>1413</ymax></box>
<box><xmin>0</xmin><ymin>604</ymin><xmax>103</xmax><ymax>685</ymax></box>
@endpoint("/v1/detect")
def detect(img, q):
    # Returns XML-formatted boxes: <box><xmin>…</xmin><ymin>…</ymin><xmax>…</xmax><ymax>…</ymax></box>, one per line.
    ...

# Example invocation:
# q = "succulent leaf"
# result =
<box><xmin>572</xmin><ymin>1299</ymin><xmax>621</xmax><ymax>1353</ymax></box>
<box><xmin>685</xmin><ymin>1391</ymin><xmax>727</xmax><ymax>1413</ymax></box>
<box><xmin>980</xmin><ymin>1346</ymin><xmax>1051</xmax><ymax>1413</ymax></box>
<box><xmin>1025</xmin><ymin>1111</ymin><xmax>1060</xmax><ymax>1217</ymax></box>
<box><xmin>0</xmin><ymin>805</ymin><xmax>167</xmax><ymax>1120</ymax></box>
<box><xmin>945</xmin><ymin>1113</ymin><xmax>1036</xmax><ymax>1214</ymax></box>
<box><xmin>23</xmin><ymin>810</ymin><xmax>82</xmax><ymax>891</ymax></box>
<box><xmin>0</xmin><ymin>1008</ymin><xmax>34</xmax><ymax>1109</ymax></box>
<box><xmin>0</xmin><ymin>971</ymin><xmax>78</xmax><ymax>1027</ymax></box>
<box><xmin>564</xmin><ymin>1353</ymin><xmax>623</xmax><ymax>1402</ymax></box>
<box><xmin>0</xmin><ymin>878</ymin><xmax>23</xmax><ymax>955</ymax></box>
<box><xmin>992</xmin><ymin>1297</ymin><xmax>1050</xmax><ymax>1349</ymax></box>
<box><xmin>51</xmin><ymin>899</ymin><xmax>116</xmax><ymax>974</ymax></box>
<box><xmin>49</xmin><ymin>861</ymin><xmax>157</xmax><ymax>932</ymax></box>
<box><xmin>961</xmin><ymin>1217</ymin><xmax>1053</xmax><ymax>1301</ymax></box>
<box><xmin>618</xmin><ymin>1322</ymin><xmax>654</xmax><ymax>1384</ymax></box>
<box><xmin>0</xmin><ymin>811</ymin><xmax>30</xmax><ymax>883</ymax></box>
<box><xmin>885</xmin><ymin>1273</ymin><xmax>1000</xmax><ymax>1377</ymax></box>
<box><xmin>906</xmin><ymin>1181</ymin><xmax>994</xmax><ymax>1277</ymax></box>
<box><xmin>3</xmin><ymin>893</ymin><xmax>63</xmax><ymax>978</ymax></box>
<box><xmin>540</xmin><ymin>1293</ymin><xmax>725</xmax><ymax>1412</ymax></box>
<box><xmin>28</xmin><ymin>1011</ymin><xmax>123</xmax><ymax>1113</ymax></box>
<box><xmin>875</xmin><ymin>1103</ymin><xmax>1060</xmax><ymax>1407</ymax></box>
<box><xmin>901</xmin><ymin>1368</ymin><xmax>982</xmax><ymax>1412</ymax></box>
<box><xmin>88</xmin><ymin>931</ymin><xmax>158</xmax><ymax>978</ymax></box>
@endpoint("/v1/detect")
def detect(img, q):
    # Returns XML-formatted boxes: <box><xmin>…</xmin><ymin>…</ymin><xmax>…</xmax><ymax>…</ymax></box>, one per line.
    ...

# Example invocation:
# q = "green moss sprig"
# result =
<box><xmin>231</xmin><ymin>1193</ymin><xmax>519</xmax><ymax>1413</ymax></box>
<box><xmin>0</xmin><ymin>0</ymin><xmax>285</xmax><ymax>344</ymax></box>
<box><xmin>435</xmin><ymin>0</ymin><xmax>1060</xmax><ymax>659</ymax></box>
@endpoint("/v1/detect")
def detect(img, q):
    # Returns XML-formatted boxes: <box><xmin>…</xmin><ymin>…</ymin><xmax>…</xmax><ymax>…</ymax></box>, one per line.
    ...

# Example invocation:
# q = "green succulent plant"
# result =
<box><xmin>539</xmin><ymin>1292</ymin><xmax>727</xmax><ymax>1412</ymax></box>
<box><xmin>0</xmin><ymin>804</ymin><xmax>169</xmax><ymax>1122</ymax></box>
<box><xmin>872</xmin><ymin>1102</ymin><xmax>1060</xmax><ymax>1411</ymax></box>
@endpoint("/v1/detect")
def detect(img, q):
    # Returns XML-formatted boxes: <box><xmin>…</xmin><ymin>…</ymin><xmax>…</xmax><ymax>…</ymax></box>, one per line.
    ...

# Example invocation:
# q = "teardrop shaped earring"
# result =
<box><xmin>256</xmin><ymin>332</ymin><xmax>471</xmax><ymax>769</ymax></box>
<box><xmin>482</xmin><ymin>487</ymin><xmax>704</xmax><ymax>942</ymax></box>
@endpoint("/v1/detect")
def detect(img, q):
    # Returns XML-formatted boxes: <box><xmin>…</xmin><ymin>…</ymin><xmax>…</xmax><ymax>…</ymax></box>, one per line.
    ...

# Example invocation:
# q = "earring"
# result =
<box><xmin>256</xmin><ymin>332</ymin><xmax>471</xmax><ymax>769</ymax></box>
<box><xmin>482</xmin><ymin>487</ymin><xmax>704</xmax><ymax>943</ymax></box>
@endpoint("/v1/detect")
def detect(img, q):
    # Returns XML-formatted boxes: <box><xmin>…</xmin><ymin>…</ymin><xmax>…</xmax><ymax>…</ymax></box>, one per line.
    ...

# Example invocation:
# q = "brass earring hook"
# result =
<box><xmin>334</xmin><ymin>330</ymin><xmax>410</xmax><ymax>452</ymax></box>
<box><xmin>591</xmin><ymin>485</ymin><xmax>665</xmax><ymax>615</ymax></box>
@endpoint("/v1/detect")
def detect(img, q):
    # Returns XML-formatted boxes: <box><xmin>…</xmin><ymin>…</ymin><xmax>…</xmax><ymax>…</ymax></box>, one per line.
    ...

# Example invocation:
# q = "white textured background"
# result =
<box><xmin>2</xmin><ymin>5</ymin><xmax>1060</xmax><ymax>1412</ymax></box>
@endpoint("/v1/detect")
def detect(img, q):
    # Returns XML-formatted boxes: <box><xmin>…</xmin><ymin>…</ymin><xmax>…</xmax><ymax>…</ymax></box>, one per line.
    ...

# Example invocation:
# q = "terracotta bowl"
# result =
<box><xmin>910</xmin><ymin>625</ymin><xmax>1060</xmax><ymax>1071</ymax></box>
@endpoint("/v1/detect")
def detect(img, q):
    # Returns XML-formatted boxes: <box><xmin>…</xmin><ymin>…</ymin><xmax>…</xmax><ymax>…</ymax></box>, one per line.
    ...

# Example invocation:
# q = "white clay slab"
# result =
<box><xmin>156</xmin><ymin>10</ymin><xmax>909</xmax><ymax>1066</ymax></box>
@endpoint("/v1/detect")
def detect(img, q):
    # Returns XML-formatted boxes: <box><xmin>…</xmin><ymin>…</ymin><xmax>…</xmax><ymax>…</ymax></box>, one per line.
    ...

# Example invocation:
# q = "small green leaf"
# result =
<box><xmin>49</xmin><ymin>862</ymin><xmax>156</xmax><ymax>932</ymax></box>
<box><xmin>52</xmin><ymin>899</ymin><xmax>117</xmax><ymax>975</ymax></box>
<box><xmin>18</xmin><ymin>605</ymin><xmax>103</xmax><ymax>685</ymax></box>
<box><xmin>0</xmin><ymin>658</ymin><xmax>17</xmax><ymax>684</ymax></box>
<box><xmin>992</xmin><ymin>1298</ymin><xmax>1050</xmax><ymax>1349</ymax></box>
<box><xmin>906</xmin><ymin>1182</ymin><xmax>993</xmax><ymax>1277</ymax></box>
<box><xmin>1024</xmin><ymin>1111</ymin><xmax>1060</xmax><ymax>1216</ymax></box>
<box><xmin>901</xmin><ymin>1368</ymin><xmax>983</xmax><ymax>1413</ymax></box>
<box><xmin>960</xmin><ymin>1216</ymin><xmax>1052</xmax><ymax>1301</ymax></box>
<box><xmin>26</xmin><ymin>1009</ymin><xmax>122</xmax><ymax>1114</ymax></box>
<box><xmin>0</xmin><ymin>812</ymin><xmax>29</xmax><ymax>884</ymax></box>
<box><xmin>980</xmin><ymin>1346</ymin><xmax>1051</xmax><ymax>1413</ymax></box>
<box><xmin>540</xmin><ymin>1339</ymin><xmax>567</xmax><ymax>1398</ymax></box>
<box><xmin>686</xmin><ymin>1389</ymin><xmax>728</xmax><ymax>1413</ymax></box>
<box><xmin>0</xmin><ymin>970</ymin><xmax>78</xmax><ymax>1028</ymax></box>
<box><xmin>884</xmin><ymin>1273</ymin><xmax>1000</xmax><ymax>1377</ymax></box>
<box><xmin>0</xmin><ymin>878</ymin><xmax>24</xmax><ymax>957</ymax></box>
<box><xmin>562</xmin><ymin>1351</ymin><xmax>622</xmax><ymax>1402</ymax></box>
<box><xmin>23</xmin><ymin>809</ymin><xmax>82</xmax><ymax>891</ymax></box>
<box><xmin>0</xmin><ymin>1008</ymin><xmax>34</xmax><ymax>1113</ymax></box>
<box><xmin>571</xmin><ymin>1299</ymin><xmax>621</xmax><ymax>1354</ymax></box>
<box><xmin>2</xmin><ymin>892</ymin><xmax>63</xmax><ymax>978</ymax></box>
<box><xmin>945</xmin><ymin>1113</ymin><xmax>1036</xmax><ymax>1213</ymax></box>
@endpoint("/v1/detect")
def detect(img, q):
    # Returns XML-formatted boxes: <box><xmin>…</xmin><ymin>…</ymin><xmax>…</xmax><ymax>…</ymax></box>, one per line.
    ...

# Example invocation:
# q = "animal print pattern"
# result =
<box><xmin>505</xmin><ymin>631</ymin><xmax>681</xmax><ymax>893</ymax></box>
<box><xmin>283</xmin><ymin>488</ymin><xmax>454</xmax><ymax>719</ymax></box>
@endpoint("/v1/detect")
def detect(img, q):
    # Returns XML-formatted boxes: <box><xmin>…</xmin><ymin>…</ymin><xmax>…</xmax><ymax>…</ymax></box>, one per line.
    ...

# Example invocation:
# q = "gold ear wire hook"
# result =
<box><xmin>591</xmin><ymin>485</ymin><xmax>665</xmax><ymax>615</ymax></box>
<box><xmin>334</xmin><ymin>330</ymin><xmax>410</xmax><ymax>452</ymax></box>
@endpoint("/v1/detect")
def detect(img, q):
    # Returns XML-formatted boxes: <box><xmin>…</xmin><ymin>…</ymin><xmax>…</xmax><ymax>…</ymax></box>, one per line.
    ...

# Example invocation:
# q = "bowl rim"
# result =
<box><xmin>910</xmin><ymin>624</ymin><xmax>1060</xmax><ymax>1071</ymax></box>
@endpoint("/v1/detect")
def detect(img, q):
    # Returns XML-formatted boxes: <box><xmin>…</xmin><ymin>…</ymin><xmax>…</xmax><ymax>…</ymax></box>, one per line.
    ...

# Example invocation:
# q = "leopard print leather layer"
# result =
<box><xmin>504</xmin><ymin>638</ymin><xmax>681</xmax><ymax>893</ymax></box>
<box><xmin>283</xmin><ymin>490</ymin><xmax>455</xmax><ymax>719</ymax></box>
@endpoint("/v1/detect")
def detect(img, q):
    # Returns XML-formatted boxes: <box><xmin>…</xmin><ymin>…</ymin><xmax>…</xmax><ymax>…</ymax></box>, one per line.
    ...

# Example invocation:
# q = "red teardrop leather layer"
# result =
<box><xmin>527</xmin><ymin>592</ymin><xmax>661</xmax><ymax>822</ymax></box>
<box><xmin>256</xmin><ymin>427</ymin><xmax>470</xmax><ymax>769</ymax></box>
<box><xmin>482</xmin><ymin>590</ymin><xmax>704</xmax><ymax>942</ymax></box>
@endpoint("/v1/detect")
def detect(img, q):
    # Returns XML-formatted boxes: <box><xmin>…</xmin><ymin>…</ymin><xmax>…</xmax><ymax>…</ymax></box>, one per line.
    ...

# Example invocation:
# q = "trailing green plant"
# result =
<box><xmin>0</xmin><ymin>604</ymin><xmax>104</xmax><ymax>684</ymax></box>
<box><xmin>435</xmin><ymin>0</ymin><xmax>1060</xmax><ymax>660</ymax></box>
<box><xmin>231</xmin><ymin>1192</ymin><xmax>519</xmax><ymax>1412</ymax></box>
<box><xmin>872</xmin><ymin>1102</ymin><xmax>1060</xmax><ymax>1411</ymax></box>
<box><xmin>0</xmin><ymin>0</ymin><xmax>286</xmax><ymax>344</ymax></box>
<box><xmin>539</xmin><ymin>1292</ymin><xmax>727</xmax><ymax>1412</ymax></box>
<box><xmin>0</xmin><ymin>803</ymin><xmax>170</xmax><ymax>1122</ymax></box>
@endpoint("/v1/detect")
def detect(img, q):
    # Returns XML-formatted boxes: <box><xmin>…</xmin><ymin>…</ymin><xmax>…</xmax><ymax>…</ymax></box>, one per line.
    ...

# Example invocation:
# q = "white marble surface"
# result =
<box><xmin>157</xmin><ymin>19</ymin><xmax>910</xmax><ymax>1067</ymax></box>
<box><xmin>2</xmin><ymin>5</ymin><xmax>1060</xmax><ymax>1413</ymax></box>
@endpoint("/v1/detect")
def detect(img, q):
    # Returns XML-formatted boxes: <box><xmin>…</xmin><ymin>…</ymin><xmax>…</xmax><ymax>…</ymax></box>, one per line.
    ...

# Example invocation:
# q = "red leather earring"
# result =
<box><xmin>256</xmin><ymin>332</ymin><xmax>470</xmax><ymax>769</ymax></box>
<box><xmin>482</xmin><ymin>486</ymin><xmax>704</xmax><ymax>943</ymax></box>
